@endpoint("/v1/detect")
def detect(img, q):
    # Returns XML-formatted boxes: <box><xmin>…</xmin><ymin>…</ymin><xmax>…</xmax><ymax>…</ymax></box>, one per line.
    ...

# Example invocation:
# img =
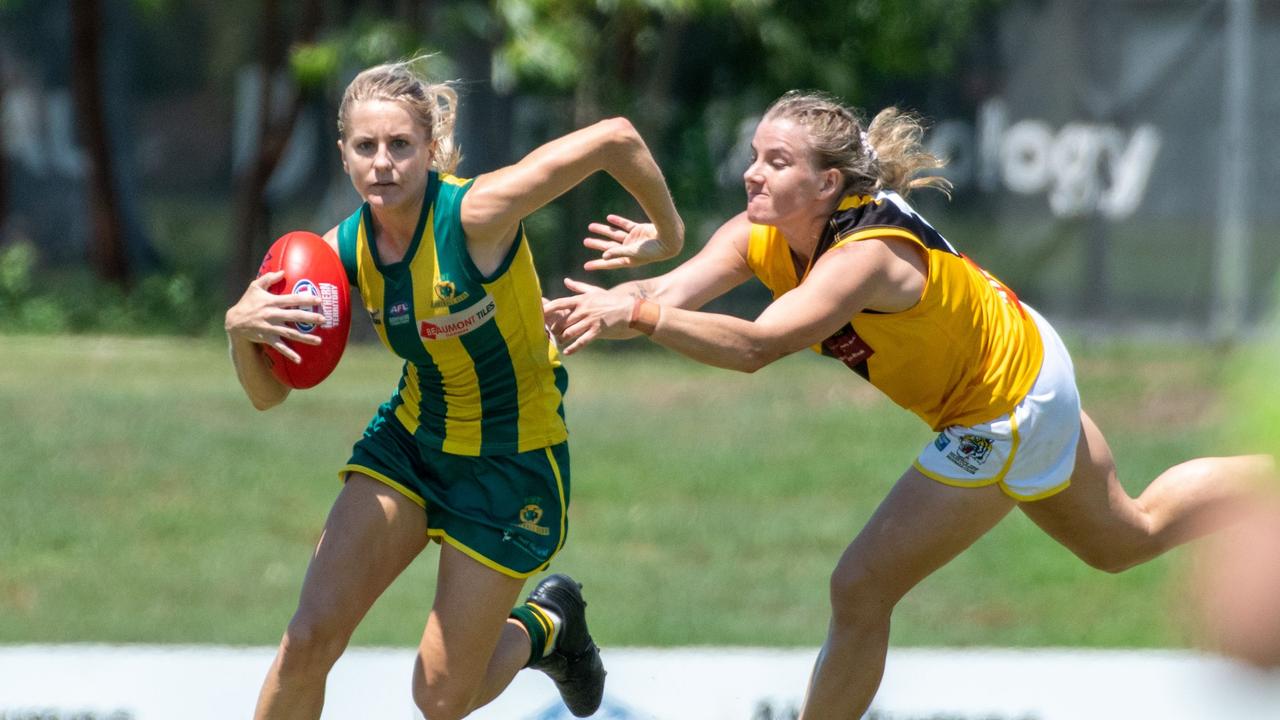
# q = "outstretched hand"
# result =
<box><xmin>224</xmin><ymin>271</ymin><xmax>325</xmax><ymax>364</ymax></box>
<box><xmin>582</xmin><ymin>214</ymin><xmax>668</xmax><ymax>271</ymax></box>
<box><xmin>543</xmin><ymin>278</ymin><xmax>643</xmax><ymax>355</ymax></box>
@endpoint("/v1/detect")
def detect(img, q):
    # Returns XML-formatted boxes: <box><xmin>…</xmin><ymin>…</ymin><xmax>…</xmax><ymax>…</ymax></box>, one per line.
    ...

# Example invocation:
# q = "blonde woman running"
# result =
<box><xmin>225</xmin><ymin>58</ymin><xmax>683</xmax><ymax>720</ymax></box>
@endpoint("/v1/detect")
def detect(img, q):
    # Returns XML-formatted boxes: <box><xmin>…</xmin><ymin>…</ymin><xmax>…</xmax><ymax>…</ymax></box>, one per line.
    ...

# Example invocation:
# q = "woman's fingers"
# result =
<box><xmin>587</xmin><ymin>222</ymin><xmax>627</xmax><ymax>241</ymax></box>
<box><xmin>281</xmin><ymin>307</ymin><xmax>326</xmax><ymax>325</ymax></box>
<box><xmin>278</xmin><ymin>292</ymin><xmax>322</xmax><ymax>308</ymax></box>
<box><xmin>583</xmin><ymin>257</ymin><xmax>633</xmax><ymax>272</ymax></box>
<box><xmin>561</xmin><ymin>323</ymin><xmax>600</xmax><ymax>356</ymax></box>
<box><xmin>254</xmin><ymin>270</ymin><xmax>286</xmax><ymax>288</ymax></box>
<box><xmin>583</xmin><ymin>237</ymin><xmax>617</xmax><ymax>253</ymax></box>
<box><xmin>605</xmin><ymin>213</ymin><xmax>638</xmax><ymax>231</ymax></box>
<box><xmin>269</xmin><ymin>339</ymin><xmax>303</xmax><ymax>364</ymax></box>
<box><xmin>562</xmin><ymin>277</ymin><xmax>606</xmax><ymax>294</ymax></box>
<box><xmin>285</xmin><ymin>328</ymin><xmax>324</xmax><ymax>346</ymax></box>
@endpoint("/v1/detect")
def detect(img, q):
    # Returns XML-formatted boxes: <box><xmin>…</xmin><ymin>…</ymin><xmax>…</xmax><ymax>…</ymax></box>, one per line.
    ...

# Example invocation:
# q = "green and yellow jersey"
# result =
<box><xmin>337</xmin><ymin>171</ymin><xmax>568</xmax><ymax>456</ymax></box>
<box><xmin>746</xmin><ymin>191</ymin><xmax>1044</xmax><ymax>430</ymax></box>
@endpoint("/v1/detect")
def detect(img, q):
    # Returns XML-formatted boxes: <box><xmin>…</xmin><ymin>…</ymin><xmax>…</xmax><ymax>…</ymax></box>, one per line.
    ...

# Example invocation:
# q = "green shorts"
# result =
<box><xmin>340</xmin><ymin>408</ymin><xmax>571</xmax><ymax>578</ymax></box>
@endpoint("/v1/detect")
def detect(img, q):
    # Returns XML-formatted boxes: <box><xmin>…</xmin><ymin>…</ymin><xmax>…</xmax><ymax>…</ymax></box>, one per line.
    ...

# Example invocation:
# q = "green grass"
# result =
<box><xmin>0</xmin><ymin>332</ymin><xmax>1239</xmax><ymax>649</ymax></box>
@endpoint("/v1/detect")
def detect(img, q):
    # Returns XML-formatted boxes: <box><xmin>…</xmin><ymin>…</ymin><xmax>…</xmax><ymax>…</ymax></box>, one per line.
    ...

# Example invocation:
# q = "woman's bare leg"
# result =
<box><xmin>255</xmin><ymin>474</ymin><xmax>428</xmax><ymax>720</ymax></box>
<box><xmin>1020</xmin><ymin>411</ymin><xmax>1275</xmax><ymax>572</ymax></box>
<box><xmin>798</xmin><ymin>468</ymin><xmax>1015</xmax><ymax>720</ymax></box>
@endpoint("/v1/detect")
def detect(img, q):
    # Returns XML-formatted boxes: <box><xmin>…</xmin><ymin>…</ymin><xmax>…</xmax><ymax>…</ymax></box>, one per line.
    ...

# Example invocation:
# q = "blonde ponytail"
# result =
<box><xmin>764</xmin><ymin>91</ymin><xmax>950</xmax><ymax>198</ymax></box>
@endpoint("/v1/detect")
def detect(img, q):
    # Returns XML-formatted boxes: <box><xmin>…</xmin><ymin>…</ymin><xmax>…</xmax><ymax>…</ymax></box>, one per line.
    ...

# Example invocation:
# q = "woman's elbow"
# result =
<box><xmin>600</xmin><ymin>116</ymin><xmax>639</xmax><ymax>140</ymax></box>
<box><xmin>594</xmin><ymin>116</ymin><xmax>643</xmax><ymax>155</ymax></box>
<box><xmin>737</xmin><ymin>346</ymin><xmax>782</xmax><ymax>374</ymax></box>
<box><xmin>251</xmin><ymin>397</ymin><xmax>282</xmax><ymax>412</ymax></box>
<box><xmin>247</xmin><ymin>386</ymin><xmax>289</xmax><ymax>411</ymax></box>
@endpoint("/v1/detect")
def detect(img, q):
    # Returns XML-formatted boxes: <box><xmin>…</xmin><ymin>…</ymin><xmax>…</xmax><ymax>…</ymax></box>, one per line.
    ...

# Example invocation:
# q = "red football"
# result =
<box><xmin>256</xmin><ymin>231</ymin><xmax>351</xmax><ymax>389</ymax></box>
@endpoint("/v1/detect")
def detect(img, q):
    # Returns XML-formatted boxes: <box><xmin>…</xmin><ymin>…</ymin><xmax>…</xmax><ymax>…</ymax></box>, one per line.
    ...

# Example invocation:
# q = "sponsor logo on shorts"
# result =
<box><xmin>946</xmin><ymin>434</ymin><xmax>994</xmax><ymax>475</ymax></box>
<box><xmin>517</xmin><ymin>502</ymin><xmax>550</xmax><ymax>536</ymax></box>
<box><xmin>388</xmin><ymin>301</ymin><xmax>411</xmax><ymax>326</ymax></box>
<box><xmin>419</xmin><ymin>295</ymin><xmax>496</xmax><ymax>340</ymax></box>
<box><xmin>934</xmin><ymin>432</ymin><xmax>951</xmax><ymax>451</ymax></box>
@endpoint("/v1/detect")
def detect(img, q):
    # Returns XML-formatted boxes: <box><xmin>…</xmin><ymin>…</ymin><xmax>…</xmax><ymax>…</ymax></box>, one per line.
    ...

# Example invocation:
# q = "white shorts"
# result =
<box><xmin>913</xmin><ymin>305</ymin><xmax>1082</xmax><ymax>501</ymax></box>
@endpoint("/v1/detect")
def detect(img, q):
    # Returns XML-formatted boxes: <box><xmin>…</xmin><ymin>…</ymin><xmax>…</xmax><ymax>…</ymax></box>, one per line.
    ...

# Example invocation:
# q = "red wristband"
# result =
<box><xmin>628</xmin><ymin>298</ymin><xmax>660</xmax><ymax>336</ymax></box>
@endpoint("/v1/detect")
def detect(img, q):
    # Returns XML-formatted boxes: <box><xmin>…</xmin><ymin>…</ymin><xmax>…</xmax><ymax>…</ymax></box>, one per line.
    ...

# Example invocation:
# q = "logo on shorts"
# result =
<box><xmin>517</xmin><ymin>503</ymin><xmax>550</xmax><ymax>536</ymax></box>
<box><xmin>946</xmin><ymin>434</ymin><xmax>994</xmax><ymax>475</ymax></box>
<box><xmin>933</xmin><ymin>432</ymin><xmax>951</xmax><ymax>451</ymax></box>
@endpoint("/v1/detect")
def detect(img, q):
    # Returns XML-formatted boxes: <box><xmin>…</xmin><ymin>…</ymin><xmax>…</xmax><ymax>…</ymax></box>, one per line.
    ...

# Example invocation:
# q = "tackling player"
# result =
<box><xmin>545</xmin><ymin>89</ymin><xmax>1276</xmax><ymax>719</ymax></box>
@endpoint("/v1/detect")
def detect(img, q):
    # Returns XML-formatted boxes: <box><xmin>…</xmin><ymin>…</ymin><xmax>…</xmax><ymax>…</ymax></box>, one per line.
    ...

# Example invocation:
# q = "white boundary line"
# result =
<box><xmin>1</xmin><ymin>645</ymin><xmax>1277</xmax><ymax>719</ymax></box>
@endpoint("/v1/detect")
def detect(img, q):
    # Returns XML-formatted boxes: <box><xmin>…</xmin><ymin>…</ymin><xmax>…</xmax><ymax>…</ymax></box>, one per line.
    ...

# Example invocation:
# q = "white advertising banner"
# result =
<box><xmin>1</xmin><ymin>645</ymin><xmax>1278</xmax><ymax>720</ymax></box>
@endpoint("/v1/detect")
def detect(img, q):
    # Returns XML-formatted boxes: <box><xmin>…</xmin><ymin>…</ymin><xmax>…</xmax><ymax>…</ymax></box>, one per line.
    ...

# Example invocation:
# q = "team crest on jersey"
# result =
<box><xmin>946</xmin><ymin>434</ymin><xmax>995</xmax><ymax>475</ymax></box>
<box><xmin>388</xmin><ymin>301</ymin><xmax>411</xmax><ymax>326</ymax></box>
<box><xmin>433</xmin><ymin>279</ymin><xmax>470</xmax><ymax>307</ymax></box>
<box><xmin>420</xmin><ymin>295</ymin><xmax>496</xmax><ymax>339</ymax></box>
<box><xmin>517</xmin><ymin>501</ymin><xmax>550</xmax><ymax>536</ymax></box>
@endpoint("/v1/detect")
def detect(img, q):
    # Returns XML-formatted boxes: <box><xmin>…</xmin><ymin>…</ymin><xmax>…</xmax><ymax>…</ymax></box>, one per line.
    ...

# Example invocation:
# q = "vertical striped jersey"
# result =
<box><xmin>745</xmin><ymin>191</ymin><xmax>1044</xmax><ymax>430</ymax></box>
<box><xmin>337</xmin><ymin>171</ymin><xmax>568</xmax><ymax>456</ymax></box>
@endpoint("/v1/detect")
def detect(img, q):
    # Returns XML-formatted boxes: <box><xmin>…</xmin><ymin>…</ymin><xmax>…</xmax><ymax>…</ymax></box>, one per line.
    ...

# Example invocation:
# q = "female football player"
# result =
<box><xmin>543</xmin><ymin>89</ymin><xmax>1275</xmax><ymax>719</ymax></box>
<box><xmin>224</xmin><ymin>58</ymin><xmax>683</xmax><ymax>720</ymax></box>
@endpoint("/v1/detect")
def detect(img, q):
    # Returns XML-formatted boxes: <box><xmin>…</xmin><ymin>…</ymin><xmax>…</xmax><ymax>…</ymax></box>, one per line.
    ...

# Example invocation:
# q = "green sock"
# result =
<box><xmin>511</xmin><ymin>602</ymin><xmax>560</xmax><ymax>666</ymax></box>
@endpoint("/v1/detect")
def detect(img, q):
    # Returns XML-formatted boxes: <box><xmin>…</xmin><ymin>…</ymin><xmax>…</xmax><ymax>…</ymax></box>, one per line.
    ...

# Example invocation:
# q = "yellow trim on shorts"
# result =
<box><xmin>427</xmin><ymin>528</ymin><xmax>547</xmax><ymax>579</ymax></box>
<box><xmin>912</xmin><ymin>460</ymin><xmax>1002</xmax><ymax>488</ymax></box>
<box><xmin>340</xmin><ymin>464</ymin><xmax>426</xmax><ymax>508</ymax></box>
<box><xmin>916</xmin><ymin>411</ymin><xmax>1026</xmax><ymax>494</ymax></box>
<box><xmin>546</xmin><ymin>446</ymin><xmax>569</xmax><ymax>558</ymax></box>
<box><xmin>1006</xmin><ymin>479</ymin><xmax>1072</xmax><ymax>502</ymax></box>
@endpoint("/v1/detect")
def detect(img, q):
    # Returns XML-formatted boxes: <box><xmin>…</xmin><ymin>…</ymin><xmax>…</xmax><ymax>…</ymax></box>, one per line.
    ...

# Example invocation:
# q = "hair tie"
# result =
<box><xmin>860</xmin><ymin>130</ymin><xmax>879</xmax><ymax>163</ymax></box>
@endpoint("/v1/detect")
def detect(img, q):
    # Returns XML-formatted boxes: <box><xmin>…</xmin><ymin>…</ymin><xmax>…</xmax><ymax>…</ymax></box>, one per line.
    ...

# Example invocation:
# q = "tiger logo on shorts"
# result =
<box><xmin>958</xmin><ymin>435</ymin><xmax>993</xmax><ymax>462</ymax></box>
<box><xmin>946</xmin><ymin>434</ymin><xmax>995</xmax><ymax>474</ymax></box>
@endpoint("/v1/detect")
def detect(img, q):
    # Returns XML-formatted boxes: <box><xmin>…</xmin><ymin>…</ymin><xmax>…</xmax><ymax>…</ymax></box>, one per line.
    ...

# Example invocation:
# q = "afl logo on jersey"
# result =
<box><xmin>388</xmin><ymin>301</ymin><xmax>411</xmax><ymax>326</ymax></box>
<box><xmin>291</xmin><ymin>279</ymin><xmax>321</xmax><ymax>333</ymax></box>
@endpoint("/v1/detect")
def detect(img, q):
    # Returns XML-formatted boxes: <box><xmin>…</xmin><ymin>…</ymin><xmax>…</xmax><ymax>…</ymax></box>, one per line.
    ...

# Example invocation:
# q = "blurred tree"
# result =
<box><xmin>479</xmin><ymin>0</ymin><xmax>1000</xmax><ymax>282</ymax></box>
<box><xmin>228</xmin><ymin>0</ymin><xmax>322</xmax><ymax>297</ymax></box>
<box><xmin>0</xmin><ymin>2</ymin><xmax>21</xmax><ymax>243</ymax></box>
<box><xmin>70</xmin><ymin>0</ymin><xmax>131</xmax><ymax>286</ymax></box>
<box><xmin>0</xmin><ymin>75</ymin><xmax>8</xmax><ymax>238</ymax></box>
<box><xmin>215</xmin><ymin>0</ymin><xmax>999</xmax><ymax>295</ymax></box>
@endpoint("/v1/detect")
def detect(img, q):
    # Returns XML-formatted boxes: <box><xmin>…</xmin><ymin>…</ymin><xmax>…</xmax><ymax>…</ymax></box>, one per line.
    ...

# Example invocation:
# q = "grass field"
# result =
<box><xmin>0</xmin><ymin>331</ymin><xmax>1244</xmax><ymax>650</ymax></box>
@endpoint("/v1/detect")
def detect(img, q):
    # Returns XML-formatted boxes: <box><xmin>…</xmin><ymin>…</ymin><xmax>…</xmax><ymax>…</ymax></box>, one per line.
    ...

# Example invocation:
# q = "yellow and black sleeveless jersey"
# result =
<box><xmin>746</xmin><ymin>191</ymin><xmax>1044</xmax><ymax>430</ymax></box>
<box><xmin>337</xmin><ymin>171</ymin><xmax>568</xmax><ymax>456</ymax></box>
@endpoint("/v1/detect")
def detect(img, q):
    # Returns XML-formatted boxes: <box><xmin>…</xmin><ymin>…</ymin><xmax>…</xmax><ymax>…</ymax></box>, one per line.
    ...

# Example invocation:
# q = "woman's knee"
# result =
<box><xmin>828</xmin><ymin>560</ymin><xmax>900</xmax><ymax>627</ymax></box>
<box><xmin>1072</xmin><ymin>544</ymin><xmax>1143</xmax><ymax>574</ymax></box>
<box><xmin>275</xmin><ymin>612</ymin><xmax>352</xmax><ymax>678</ymax></box>
<box><xmin>412</xmin><ymin>676</ymin><xmax>479</xmax><ymax>720</ymax></box>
